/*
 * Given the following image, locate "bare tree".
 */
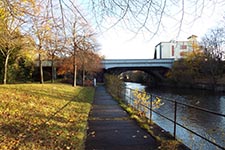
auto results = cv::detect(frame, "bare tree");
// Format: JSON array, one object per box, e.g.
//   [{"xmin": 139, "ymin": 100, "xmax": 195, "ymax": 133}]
[
  {"xmin": 45, "ymin": 20, "xmax": 65, "ymax": 83},
  {"xmin": 60, "ymin": 19, "xmax": 85, "ymax": 87},
  {"xmin": 202, "ymin": 28, "xmax": 225, "ymax": 60},
  {"xmin": 29, "ymin": 0, "xmax": 58, "ymax": 84},
  {"xmin": 70, "ymin": 22, "xmax": 97, "ymax": 86},
  {"xmin": 82, "ymin": 0, "xmax": 224, "ymax": 37},
  {"xmin": 4, "ymin": 0, "xmax": 225, "ymax": 40},
  {"xmin": 4, "ymin": 0, "xmax": 219, "ymax": 85},
  {"xmin": 77, "ymin": 33, "xmax": 101, "ymax": 86},
  {"xmin": 72, "ymin": 22, "xmax": 79, "ymax": 87},
  {"xmin": 201, "ymin": 27, "xmax": 225, "ymax": 88},
  {"xmin": 56, "ymin": 12, "xmax": 101, "ymax": 86}
]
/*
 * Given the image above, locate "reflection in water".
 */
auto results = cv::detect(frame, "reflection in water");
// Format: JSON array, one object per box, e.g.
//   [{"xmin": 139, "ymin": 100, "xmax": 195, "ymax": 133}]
[
  {"xmin": 125, "ymin": 82, "xmax": 225, "ymax": 150},
  {"xmin": 221, "ymin": 96, "xmax": 225, "ymax": 118}
]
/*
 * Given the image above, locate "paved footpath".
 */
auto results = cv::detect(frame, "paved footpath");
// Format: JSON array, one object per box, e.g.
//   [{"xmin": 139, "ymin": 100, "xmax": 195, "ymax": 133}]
[{"xmin": 85, "ymin": 85, "xmax": 159, "ymax": 150}]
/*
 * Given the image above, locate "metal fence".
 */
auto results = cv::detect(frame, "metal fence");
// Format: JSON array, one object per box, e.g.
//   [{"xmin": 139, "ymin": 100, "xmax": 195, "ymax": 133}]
[{"xmin": 122, "ymin": 87, "xmax": 225, "ymax": 150}]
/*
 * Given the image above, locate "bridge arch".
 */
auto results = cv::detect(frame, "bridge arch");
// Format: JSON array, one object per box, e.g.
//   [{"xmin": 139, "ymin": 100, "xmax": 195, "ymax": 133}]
[
  {"xmin": 104, "ymin": 66, "xmax": 169, "ymax": 81},
  {"xmin": 101, "ymin": 58, "xmax": 174, "ymax": 81}
]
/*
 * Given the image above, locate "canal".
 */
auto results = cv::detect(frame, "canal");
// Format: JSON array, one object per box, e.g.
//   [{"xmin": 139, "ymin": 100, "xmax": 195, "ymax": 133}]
[{"xmin": 125, "ymin": 82, "xmax": 225, "ymax": 150}]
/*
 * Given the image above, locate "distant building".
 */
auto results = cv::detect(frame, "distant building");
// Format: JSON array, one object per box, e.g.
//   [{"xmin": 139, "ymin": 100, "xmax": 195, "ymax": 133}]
[{"xmin": 154, "ymin": 35, "xmax": 199, "ymax": 60}]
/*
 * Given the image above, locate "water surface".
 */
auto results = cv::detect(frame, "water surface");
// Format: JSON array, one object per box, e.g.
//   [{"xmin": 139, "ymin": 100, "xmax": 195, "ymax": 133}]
[{"xmin": 125, "ymin": 82, "xmax": 225, "ymax": 150}]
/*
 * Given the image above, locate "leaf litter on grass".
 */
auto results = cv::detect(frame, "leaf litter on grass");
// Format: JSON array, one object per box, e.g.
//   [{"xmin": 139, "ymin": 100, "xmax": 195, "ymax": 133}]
[{"xmin": 0, "ymin": 84, "xmax": 94, "ymax": 150}]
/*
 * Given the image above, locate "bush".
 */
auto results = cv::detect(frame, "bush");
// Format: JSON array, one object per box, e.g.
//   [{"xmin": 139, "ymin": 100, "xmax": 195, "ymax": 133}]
[{"xmin": 104, "ymin": 74, "xmax": 125, "ymax": 99}]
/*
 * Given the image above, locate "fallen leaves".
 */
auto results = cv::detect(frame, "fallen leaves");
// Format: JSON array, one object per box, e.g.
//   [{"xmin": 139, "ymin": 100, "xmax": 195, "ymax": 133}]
[
  {"xmin": 143, "ymin": 135, "xmax": 148, "ymax": 139},
  {"xmin": 0, "ymin": 84, "xmax": 94, "ymax": 150}
]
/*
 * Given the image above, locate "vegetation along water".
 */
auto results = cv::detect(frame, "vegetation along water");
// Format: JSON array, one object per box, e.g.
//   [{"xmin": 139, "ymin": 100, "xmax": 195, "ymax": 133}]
[{"xmin": 125, "ymin": 82, "xmax": 225, "ymax": 150}]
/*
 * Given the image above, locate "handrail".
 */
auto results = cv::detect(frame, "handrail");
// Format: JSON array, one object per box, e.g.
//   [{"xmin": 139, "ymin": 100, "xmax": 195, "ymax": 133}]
[
  {"xmin": 123, "ymin": 87, "xmax": 225, "ymax": 150},
  {"xmin": 126, "ymin": 87, "xmax": 225, "ymax": 117},
  {"xmin": 150, "ymin": 93, "xmax": 225, "ymax": 117}
]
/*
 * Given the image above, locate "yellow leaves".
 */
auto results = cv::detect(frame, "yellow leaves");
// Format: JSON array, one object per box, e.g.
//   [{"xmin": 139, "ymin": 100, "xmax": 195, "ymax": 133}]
[
  {"xmin": 21, "ymin": 0, "xmax": 35, "ymax": 4},
  {"xmin": 143, "ymin": 135, "xmax": 148, "ymax": 139},
  {"xmin": 132, "ymin": 89, "xmax": 163, "ymax": 116},
  {"xmin": 0, "ymin": 84, "xmax": 94, "ymax": 150},
  {"xmin": 152, "ymin": 96, "xmax": 164, "ymax": 109},
  {"xmin": 0, "ymin": 137, "xmax": 20, "ymax": 150},
  {"xmin": 0, "ymin": 8, "xmax": 6, "ymax": 20},
  {"xmin": 76, "ymin": 132, "xmax": 85, "ymax": 140},
  {"xmin": 90, "ymin": 131, "xmax": 96, "ymax": 137},
  {"xmin": 133, "ymin": 89, "xmax": 150, "ymax": 117},
  {"xmin": 133, "ymin": 89, "xmax": 150, "ymax": 102}
]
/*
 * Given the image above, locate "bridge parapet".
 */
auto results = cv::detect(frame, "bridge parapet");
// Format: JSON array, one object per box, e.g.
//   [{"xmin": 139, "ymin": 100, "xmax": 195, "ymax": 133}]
[{"xmin": 102, "ymin": 58, "xmax": 174, "ymax": 70}]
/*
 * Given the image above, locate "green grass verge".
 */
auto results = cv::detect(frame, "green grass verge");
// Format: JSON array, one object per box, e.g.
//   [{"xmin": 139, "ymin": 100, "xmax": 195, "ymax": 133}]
[{"xmin": 0, "ymin": 83, "xmax": 94, "ymax": 150}]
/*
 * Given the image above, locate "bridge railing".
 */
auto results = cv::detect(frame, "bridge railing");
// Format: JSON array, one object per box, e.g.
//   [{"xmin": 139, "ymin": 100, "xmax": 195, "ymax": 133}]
[
  {"xmin": 102, "ymin": 58, "xmax": 175, "ymax": 69},
  {"xmin": 121, "ymin": 87, "xmax": 225, "ymax": 150}
]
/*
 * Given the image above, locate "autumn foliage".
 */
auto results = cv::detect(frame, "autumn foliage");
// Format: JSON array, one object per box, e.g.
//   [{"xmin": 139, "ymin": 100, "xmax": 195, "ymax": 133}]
[
  {"xmin": 133, "ymin": 89, "xmax": 163, "ymax": 117},
  {"xmin": 58, "ymin": 50, "xmax": 102, "ymax": 82},
  {"xmin": 0, "ymin": 84, "xmax": 94, "ymax": 150}
]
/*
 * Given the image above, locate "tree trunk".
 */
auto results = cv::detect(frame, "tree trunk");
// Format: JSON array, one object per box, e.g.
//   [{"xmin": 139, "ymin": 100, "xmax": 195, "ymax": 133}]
[
  {"xmin": 73, "ymin": 47, "xmax": 77, "ymax": 87},
  {"xmin": 73, "ymin": 64, "xmax": 77, "ymax": 87},
  {"xmin": 39, "ymin": 54, "xmax": 44, "ymax": 84},
  {"xmin": 210, "ymin": 74, "xmax": 217, "ymax": 91},
  {"xmin": 51, "ymin": 58, "xmax": 55, "ymax": 83},
  {"xmin": 3, "ymin": 54, "xmax": 9, "ymax": 84},
  {"xmin": 82, "ymin": 66, "xmax": 85, "ymax": 86}
]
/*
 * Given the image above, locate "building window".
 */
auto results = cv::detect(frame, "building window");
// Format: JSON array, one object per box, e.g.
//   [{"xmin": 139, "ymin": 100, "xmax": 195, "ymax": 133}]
[
  {"xmin": 180, "ymin": 45, "xmax": 187, "ymax": 49},
  {"xmin": 171, "ymin": 45, "xmax": 174, "ymax": 56}
]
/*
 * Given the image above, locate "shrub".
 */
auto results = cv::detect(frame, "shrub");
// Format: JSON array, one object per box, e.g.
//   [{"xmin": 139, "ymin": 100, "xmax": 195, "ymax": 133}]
[{"xmin": 104, "ymin": 74, "xmax": 125, "ymax": 99}]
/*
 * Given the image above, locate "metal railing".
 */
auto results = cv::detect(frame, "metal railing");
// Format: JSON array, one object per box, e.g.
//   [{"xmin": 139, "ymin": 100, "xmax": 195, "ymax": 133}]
[{"xmin": 122, "ymin": 87, "xmax": 225, "ymax": 150}]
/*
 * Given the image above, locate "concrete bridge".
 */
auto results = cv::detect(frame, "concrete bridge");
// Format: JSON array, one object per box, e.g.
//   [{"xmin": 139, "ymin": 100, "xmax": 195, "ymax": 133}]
[
  {"xmin": 101, "ymin": 58, "xmax": 175, "ymax": 81},
  {"xmin": 102, "ymin": 58, "xmax": 174, "ymax": 70},
  {"xmin": 35, "ymin": 59, "xmax": 175, "ymax": 82}
]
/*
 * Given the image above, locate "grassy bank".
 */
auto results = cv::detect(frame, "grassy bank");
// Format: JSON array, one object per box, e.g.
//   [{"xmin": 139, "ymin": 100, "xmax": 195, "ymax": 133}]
[{"xmin": 0, "ymin": 84, "xmax": 94, "ymax": 150}]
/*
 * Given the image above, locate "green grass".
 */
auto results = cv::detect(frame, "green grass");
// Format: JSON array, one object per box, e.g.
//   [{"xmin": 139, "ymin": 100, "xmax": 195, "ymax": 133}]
[{"xmin": 0, "ymin": 83, "xmax": 94, "ymax": 150}]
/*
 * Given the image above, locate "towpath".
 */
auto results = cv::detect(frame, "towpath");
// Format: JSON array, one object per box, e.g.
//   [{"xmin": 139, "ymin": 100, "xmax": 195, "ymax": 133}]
[{"xmin": 85, "ymin": 85, "xmax": 159, "ymax": 150}]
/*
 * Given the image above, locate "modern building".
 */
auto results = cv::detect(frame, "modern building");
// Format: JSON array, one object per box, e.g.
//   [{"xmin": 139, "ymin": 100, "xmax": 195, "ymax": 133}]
[{"xmin": 154, "ymin": 35, "xmax": 199, "ymax": 60}]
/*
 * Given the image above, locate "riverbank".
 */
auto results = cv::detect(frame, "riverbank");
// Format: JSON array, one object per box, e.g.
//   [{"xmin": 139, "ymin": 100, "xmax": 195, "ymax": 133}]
[
  {"xmin": 125, "ymin": 82, "xmax": 225, "ymax": 150},
  {"xmin": 86, "ymin": 85, "xmax": 190, "ymax": 150},
  {"xmin": 157, "ymin": 82, "xmax": 225, "ymax": 92}
]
